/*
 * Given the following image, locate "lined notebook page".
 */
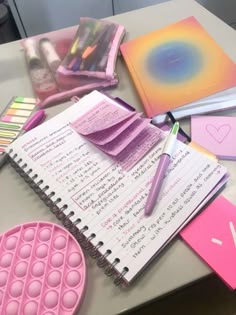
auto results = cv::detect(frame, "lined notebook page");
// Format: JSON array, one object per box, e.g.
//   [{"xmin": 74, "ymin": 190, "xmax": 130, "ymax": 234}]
[{"xmin": 7, "ymin": 91, "xmax": 228, "ymax": 283}]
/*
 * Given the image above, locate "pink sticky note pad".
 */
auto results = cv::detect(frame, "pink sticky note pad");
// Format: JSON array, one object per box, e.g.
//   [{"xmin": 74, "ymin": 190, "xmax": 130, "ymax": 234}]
[
  {"xmin": 191, "ymin": 115, "xmax": 236, "ymax": 160},
  {"xmin": 112, "ymin": 126, "xmax": 163, "ymax": 170},
  {"xmin": 98, "ymin": 117, "xmax": 151, "ymax": 156},
  {"xmin": 72, "ymin": 99, "xmax": 135, "ymax": 135},
  {"xmin": 180, "ymin": 196, "xmax": 236, "ymax": 289}
]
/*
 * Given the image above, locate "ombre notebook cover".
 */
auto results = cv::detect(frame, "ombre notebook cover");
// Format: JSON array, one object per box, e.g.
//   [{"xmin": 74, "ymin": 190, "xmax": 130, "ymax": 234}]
[
  {"xmin": 120, "ymin": 16, "xmax": 236, "ymax": 118},
  {"xmin": 181, "ymin": 196, "xmax": 236, "ymax": 290}
]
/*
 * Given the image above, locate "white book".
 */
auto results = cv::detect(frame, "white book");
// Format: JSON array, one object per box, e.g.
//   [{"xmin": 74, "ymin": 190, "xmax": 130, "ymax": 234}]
[{"xmin": 153, "ymin": 87, "xmax": 236, "ymax": 124}]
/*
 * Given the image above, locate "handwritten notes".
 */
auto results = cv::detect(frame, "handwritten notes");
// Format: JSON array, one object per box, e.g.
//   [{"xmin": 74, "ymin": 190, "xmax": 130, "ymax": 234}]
[
  {"xmin": 8, "ymin": 90, "xmax": 228, "ymax": 283},
  {"xmin": 71, "ymin": 99, "xmax": 163, "ymax": 170}
]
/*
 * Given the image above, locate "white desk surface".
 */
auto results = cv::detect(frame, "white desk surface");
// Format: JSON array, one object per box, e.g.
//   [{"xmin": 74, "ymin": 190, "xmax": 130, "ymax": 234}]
[{"xmin": 1, "ymin": 0, "xmax": 236, "ymax": 314}]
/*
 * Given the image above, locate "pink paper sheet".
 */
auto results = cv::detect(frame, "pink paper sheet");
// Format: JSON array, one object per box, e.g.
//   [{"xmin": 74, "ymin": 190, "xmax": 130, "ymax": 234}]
[{"xmin": 181, "ymin": 195, "xmax": 236, "ymax": 290}]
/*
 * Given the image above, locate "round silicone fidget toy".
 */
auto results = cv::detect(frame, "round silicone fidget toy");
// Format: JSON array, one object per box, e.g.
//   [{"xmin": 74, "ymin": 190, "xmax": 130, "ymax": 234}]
[{"xmin": 0, "ymin": 221, "xmax": 87, "ymax": 315}]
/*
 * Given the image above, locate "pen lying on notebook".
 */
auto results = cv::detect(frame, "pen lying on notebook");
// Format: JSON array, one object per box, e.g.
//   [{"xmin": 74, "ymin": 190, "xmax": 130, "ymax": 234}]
[{"xmin": 145, "ymin": 122, "xmax": 179, "ymax": 216}]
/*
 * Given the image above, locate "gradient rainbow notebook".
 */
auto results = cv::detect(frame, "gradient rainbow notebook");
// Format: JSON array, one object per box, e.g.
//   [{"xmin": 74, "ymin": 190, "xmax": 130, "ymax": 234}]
[{"xmin": 120, "ymin": 16, "xmax": 236, "ymax": 118}]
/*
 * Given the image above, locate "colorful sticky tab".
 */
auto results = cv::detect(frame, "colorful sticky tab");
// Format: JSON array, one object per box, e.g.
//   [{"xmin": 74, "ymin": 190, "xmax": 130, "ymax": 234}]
[
  {"xmin": 10, "ymin": 102, "xmax": 35, "ymax": 110},
  {"xmin": 0, "ymin": 96, "xmax": 40, "ymax": 166},
  {"xmin": 14, "ymin": 96, "xmax": 37, "ymax": 104},
  {"xmin": 0, "ymin": 138, "xmax": 13, "ymax": 146},
  {"xmin": 6, "ymin": 109, "xmax": 32, "ymax": 117},
  {"xmin": 0, "ymin": 122, "xmax": 23, "ymax": 130},
  {"xmin": 0, "ymin": 130, "xmax": 19, "ymax": 139},
  {"xmin": 1, "ymin": 115, "xmax": 28, "ymax": 124}
]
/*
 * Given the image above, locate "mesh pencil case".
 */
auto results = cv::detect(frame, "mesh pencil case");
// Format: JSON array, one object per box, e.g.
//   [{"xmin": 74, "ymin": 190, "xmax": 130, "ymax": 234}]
[
  {"xmin": 21, "ymin": 19, "xmax": 125, "ymax": 108},
  {"xmin": 57, "ymin": 17, "xmax": 126, "ymax": 80}
]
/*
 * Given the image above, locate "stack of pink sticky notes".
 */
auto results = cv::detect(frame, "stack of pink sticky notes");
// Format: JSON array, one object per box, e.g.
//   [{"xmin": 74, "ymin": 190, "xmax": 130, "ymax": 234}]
[
  {"xmin": 181, "ymin": 196, "xmax": 236, "ymax": 289},
  {"xmin": 71, "ymin": 99, "xmax": 163, "ymax": 170},
  {"xmin": 191, "ymin": 115, "xmax": 236, "ymax": 160}
]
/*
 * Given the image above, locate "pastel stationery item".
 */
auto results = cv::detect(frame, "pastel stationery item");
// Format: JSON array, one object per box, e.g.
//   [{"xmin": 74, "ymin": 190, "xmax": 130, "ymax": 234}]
[
  {"xmin": 145, "ymin": 122, "xmax": 179, "ymax": 216},
  {"xmin": 191, "ymin": 115, "xmax": 236, "ymax": 160},
  {"xmin": 23, "ymin": 109, "xmax": 46, "ymax": 131},
  {"xmin": 188, "ymin": 141, "xmax": 217, "ymax": 161},
  {"xmin": 0, "ymin": 122, "xmax": 23, "ymax": 130},
  {"xmin": 0, "ymin": 221, "xmax": 87, "ymax": 314},
  {"xmin": 23, "ymin": 37, "xmax": 41, "ymax": 66},
  {"xmin": 120, "ymin": 16, "xmax": 236, "ymax": 118},
  {"xmin": 112, "ymin": 125, "xmax": 163, "ymax": 170},
  {"xmin": 0, "ymin": 96, "xmax": 45, "ymax": 168},
  {"xmin": 85, "ymin": 113, "xmax": 142, "ymax": 145},
  {"xmin": 1, "ymin": 115, "xmax": 28, "ymax": 124},
  {"xmin": 10, "ymin": 102, "xmax": 35, "ymax": 110},
  {"xmin": 58, "ymin": 17, "xmax": 125, "ymax": 79},
  {"xmin": 0, "ymin": 130, "xmax": 19, "ymax": 139},
  {"xmin": 86, "ymin": 113, "xmax": 141, "ymax": 145},
  {"xmin": 71, "ymin": 97, "xmax": 161, "ymax": 167},
  {"xmin": 23, "ymin": 38, "xmax": 59, "ymax": 100},
  {"xmin": 180, "ymin": 196, "xmax": 236, "ymax": 290},
  {"xmin": 20, "ymin": 18, "xmax": 125, "ymax": 108},
  {"xmin": 0, "ymin": 138, "xmax": 13, "ymax": 145},
  {"xmin": 72, "ymin": 99, "xmax": 136, "ymax": 135},
  {"xmin": 97, "ymin": 117, "xmax": 151, "ymax": 156},
  {"xmin": 6, "ymin": 109, "xmax": 33, "ymax": 117},
  {"xmin": 39, "ymin": 38, "xmax": 61, "ymax": 72},
  {"xmin": 5, "ymin": 90, "xmax": 229, "ymax": 285},
  {"xmin": 14, "ymin": 97, "xmax": 37, "ymax": 104}
]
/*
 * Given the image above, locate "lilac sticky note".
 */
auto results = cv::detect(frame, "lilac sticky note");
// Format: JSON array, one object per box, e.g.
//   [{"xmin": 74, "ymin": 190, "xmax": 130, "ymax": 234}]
[
  {"xmin": 191, "ymin": 115, "xmax": 236, "ymax": 160},
  {"xmin": 97, "ymin": 117, "xmax": 151, "ymax": 156},
  {"xmin": 181, "ymin": 196, "xmax": 236, "ymax": 290},
  {"xmin": 72, "ymin": 99, "xmax": 136, "ymax": 135},
  {"xmin": 85, "ymin": 113, "xmax": 142, "ymax": 145},
  {"xmin": 112, "ymin": 126, "xmax": 163, "ymax": 170}
]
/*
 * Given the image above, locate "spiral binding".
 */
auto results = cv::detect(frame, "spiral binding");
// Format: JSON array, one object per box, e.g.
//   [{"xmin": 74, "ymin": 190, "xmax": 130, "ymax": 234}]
[{"xmin": 7, "ymin": 149, "xmax": 129, "ymax": 286}]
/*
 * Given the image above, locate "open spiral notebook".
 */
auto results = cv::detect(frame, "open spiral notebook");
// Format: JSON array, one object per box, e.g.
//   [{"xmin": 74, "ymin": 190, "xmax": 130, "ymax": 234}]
[{"xmin": 6, "ymin": 90, "xmax": 229, "ymax": 285}]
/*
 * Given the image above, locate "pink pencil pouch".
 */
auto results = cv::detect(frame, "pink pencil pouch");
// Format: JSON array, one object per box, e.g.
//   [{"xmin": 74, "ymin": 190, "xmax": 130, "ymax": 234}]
[
  {"xmin": 21, "ymin": 18, "xmax": 125, "ymax": 108},
  {"xmin": 57, "ymin": 17, "xmax": 125, "ymax": 80}
]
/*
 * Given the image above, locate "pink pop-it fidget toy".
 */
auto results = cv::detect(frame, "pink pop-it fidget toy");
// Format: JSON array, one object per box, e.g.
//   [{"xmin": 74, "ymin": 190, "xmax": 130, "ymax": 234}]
[{"xmin": 0, "ymin": 222, "xmax": 87, "ymax": 315}]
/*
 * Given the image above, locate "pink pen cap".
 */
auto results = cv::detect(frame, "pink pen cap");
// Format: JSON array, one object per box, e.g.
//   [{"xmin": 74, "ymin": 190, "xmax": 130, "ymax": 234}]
[{"xmin": 23, "ymin": 109, "xmax": 46, "ymax": 131}]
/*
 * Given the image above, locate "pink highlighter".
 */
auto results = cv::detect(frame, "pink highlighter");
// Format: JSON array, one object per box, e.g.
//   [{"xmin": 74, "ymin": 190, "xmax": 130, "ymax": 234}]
[{"xmin": 23, "ymin": 109, "xmax": 46, "ymax": 131}]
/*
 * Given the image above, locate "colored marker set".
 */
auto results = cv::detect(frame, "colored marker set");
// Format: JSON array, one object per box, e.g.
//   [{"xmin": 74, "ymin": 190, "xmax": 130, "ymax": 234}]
[
  {"xmin": 58, "ymin": 17, "xmax": 125, "ymax": 78},
  {"xmin": 0, "ymin": 97, "xmax": 45, "ymax": 159}
]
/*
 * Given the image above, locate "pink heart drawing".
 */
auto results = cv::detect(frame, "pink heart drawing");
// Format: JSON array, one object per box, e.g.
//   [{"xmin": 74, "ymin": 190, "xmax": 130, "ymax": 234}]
[{"xmin": 205, "ymin": 124, "xmax": 231, "ymax": 144}]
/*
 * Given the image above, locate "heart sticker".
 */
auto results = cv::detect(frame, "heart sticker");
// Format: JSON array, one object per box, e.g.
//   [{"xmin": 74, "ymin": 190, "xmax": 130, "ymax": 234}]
[{"xmin": 205, "ymin": 124, "xmax": 231, "ymax": 143}]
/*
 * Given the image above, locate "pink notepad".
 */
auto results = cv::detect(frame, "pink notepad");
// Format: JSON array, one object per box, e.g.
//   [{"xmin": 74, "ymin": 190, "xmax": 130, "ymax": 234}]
[
  {"xmin": 180, "ymin": 196, "xmax": 236, "ymax": 289},
  {"xmin": 191, "ymin": 115, "xmax": 236, "ymax": 160}
]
